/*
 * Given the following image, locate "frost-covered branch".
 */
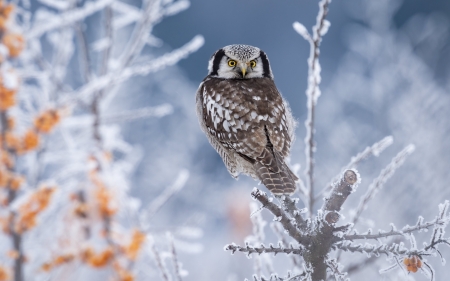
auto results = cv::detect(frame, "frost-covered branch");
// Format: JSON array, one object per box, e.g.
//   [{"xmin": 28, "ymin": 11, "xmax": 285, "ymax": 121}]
[
  {"xmin": 5, "ymin": 0, "xmax": 202, "ymax": 280},
  {"xmin": 351, "ymin": 144, "xmax": 415, "ymax": 225},
  {"xmin": 280, "ymin": 196, "xmax": 308, "ymax": 232},
  {"xmin": 271, "ymin": 222, "xmax": 302, "ymax": 268},
  {"xmin": 140, "ymin": 170, "xmax": 189, "ymax": 227},
  {"xmin": 325, "ymin": 259, "xmax": 347, "ymax": 281},
  {"xmin": 293, "ymin": 0, "xmax": 332, "ymax": 217},
  {"xmin": 225, "ymin": 243, "xmax": 305, "ymax": 256},
  {"xmin": 321, "ymin": 170, "xmax": 359, "ymax": 220},
  {"xmin": 149, "ymin": 235, "xmax": 171, "ymax": 281},
  {"xmin": 63, "ymin": 35, "xmax": 204, "ymax": 105},
  {"xmin": 168, "ymin": 233, "xmax": 183, "ymax": 281},
  {"xmin": 251, "ymin": 189, "xmax": 308, "ymax": 244},
  {"xmin": 344, "ymin": 201, "xmax": 450, "ymax": 241},
  {"xmin": 316, "ymin": 136, "xmax": 393, "ymax": 200},
  {"xmin": 26, "ymin": 0, "xmax": 114, "ymax": 39},
  {"xmin": 101, "ymin": 104, "xmax": 173, "ymax": 123}
]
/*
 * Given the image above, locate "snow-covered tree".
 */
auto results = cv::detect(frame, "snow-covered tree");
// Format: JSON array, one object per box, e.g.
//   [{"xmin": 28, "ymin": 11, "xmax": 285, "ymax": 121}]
[
  {"xmin": 225, "ymin": 1, "xmax": 450, "ymax": 280},
  {"xmin": 0, "ymin": 0, "xmax": 202, "ymax": 280}
]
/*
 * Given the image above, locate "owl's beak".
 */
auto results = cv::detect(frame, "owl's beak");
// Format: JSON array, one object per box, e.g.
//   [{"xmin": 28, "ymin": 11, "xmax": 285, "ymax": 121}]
[
  {"xmin": 239, "ymin": 62, "xmax": 248, "ymax": 78},
  {"xmin": 241, "ymin": 67, "xmax": 246, "ymax": 77},
  {"xmin": 240, "ymin": 64, "xmax": 247, "ymax": 77}
]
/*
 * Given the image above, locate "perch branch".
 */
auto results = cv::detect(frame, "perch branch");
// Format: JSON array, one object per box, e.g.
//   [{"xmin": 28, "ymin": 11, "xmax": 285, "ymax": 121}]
[{"xmin": 251, "ymin": 189, "xmax": 309, "ymax": 244}]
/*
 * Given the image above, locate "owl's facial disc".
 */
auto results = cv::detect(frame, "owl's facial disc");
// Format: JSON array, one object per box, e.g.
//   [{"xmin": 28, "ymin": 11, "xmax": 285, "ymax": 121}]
[{"xmin": 207, "ymin": 44, "xmax": 273, "ymax": 79}]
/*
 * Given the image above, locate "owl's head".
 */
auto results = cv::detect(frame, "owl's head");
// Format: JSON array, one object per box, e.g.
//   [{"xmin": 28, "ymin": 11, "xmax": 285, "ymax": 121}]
[{"xmin": 207, "ymin": 44, "xmax": 273, "ymax": 79}]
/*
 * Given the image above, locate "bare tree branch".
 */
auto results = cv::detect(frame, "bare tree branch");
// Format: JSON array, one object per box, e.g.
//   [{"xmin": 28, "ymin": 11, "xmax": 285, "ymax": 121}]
[
  {"xmin": 316, "ymin": 136, "xmax": 394, "ymax": 200},
  {"xmin": 300, "ymin": 0, "xmax": 332, "ymax": 218},
  {"xmin": 351, "ymin": 145, "xmax": 415, "ymax": 226},
  {"xmin": 251, "ymin": 189, "xmax": 309, "ymax": 245},
  {"xmin": 225, "ymin": 243, "xmax": 305, "ymax": 256}
]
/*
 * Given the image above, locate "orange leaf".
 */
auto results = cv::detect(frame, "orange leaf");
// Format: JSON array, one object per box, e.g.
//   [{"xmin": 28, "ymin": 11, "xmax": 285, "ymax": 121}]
[
  {"xmin": 34, "ymin": 110, "xmax": 60, "ymax": 133},
  {"xmin": 2, "ymin": 33, "xmax": 24, "ymax": 58}
]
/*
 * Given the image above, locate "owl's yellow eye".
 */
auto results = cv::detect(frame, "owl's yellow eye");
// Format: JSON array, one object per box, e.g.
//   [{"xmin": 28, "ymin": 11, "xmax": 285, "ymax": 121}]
[
  {"xmin": 250, "ymin": 60, "xmax": 257, "ymax": 68},
  {"xmin": 228, "ymin": 60, "xmax": 237, "ymax": 67}
]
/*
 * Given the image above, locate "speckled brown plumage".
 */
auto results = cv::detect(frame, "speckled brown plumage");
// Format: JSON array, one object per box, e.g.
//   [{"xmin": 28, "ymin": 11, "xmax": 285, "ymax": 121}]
[{"xmin": 196, "ymin": 76, "xmax": 297, "ymax": 195}]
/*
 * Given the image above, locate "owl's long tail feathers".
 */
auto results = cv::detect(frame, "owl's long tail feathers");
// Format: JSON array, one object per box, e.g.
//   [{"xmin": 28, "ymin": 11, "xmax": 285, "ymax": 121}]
[{"xmin": 254, "ymin": 148, "xmax": 298, "ymax": 195}]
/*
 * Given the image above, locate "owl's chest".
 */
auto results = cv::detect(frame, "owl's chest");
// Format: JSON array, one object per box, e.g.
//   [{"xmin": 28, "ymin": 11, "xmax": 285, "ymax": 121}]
[
  {"xmin": 204, "ymin": 79, "xmax": 279, "ymax": 114},
  {"xmin": 202, "ymin": 79, "xmax": 284, "ymax": 136}
]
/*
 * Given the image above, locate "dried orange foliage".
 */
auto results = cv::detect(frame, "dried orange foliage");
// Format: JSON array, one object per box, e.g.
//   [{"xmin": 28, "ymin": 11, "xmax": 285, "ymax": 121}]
[
  {"xmin": 6, "ymin": 117, "xmax": 14, "ymax": 129},
  {"xmin": 4, "ymin": 132, "xmax": 19, "ymax": 150},
  {"xmin": 403, "ymin": 256, "xmax": 422, "ymax": 273},
  {"xmin": 40, "ymin": 254, "xmax": 74, "ymax": 272},
  {"xmin": 114, "ymin": 263, "xmax": 134, "ymax": 281},
  {"xmin": 0, "ymin": 86, "xmax": 15, "ymax": 111},
  {"xmin": 5, "ymin": 128, "xmax": 41, "ymax": 154},
  {"xmin": 0, "ymin": 265, "xmax": 10, "ymax": 281},
  {"xmin": 0, "ymin": 151, "xmax": 13, "ymax": 169},
  {"xmin": 15, "ymin": 186, "xmax": 56, "ymax": 233},
  {"xmin": 0, "ymin": 1, "xmax": 13, "ymax": 31},
  {"xmin": 91, "ymin": 173, "xmax": 117, "ymax": 218},
  {"xmin": 0, "ymin": 169, "xmax": 10, "ymax": 187},
  {"xmin": 123, "ymin": 229, "xmax": 146, "ymax": 260},
  {"xmin": 7, "ymin": 250, "xmax": 18, "ymax": 259},
  {"xmin": 3, "ymin": 129, "xmax": 40, "ymax": 154},
  {"xmin": 34, "ymin": 110, "xmax": 60, "ymax": 133},
  {"xmin": 0, "ymin": 215, "xmax": 9, "ymax": 232},
  {"xmin": 0, "ymin": 169, "xmax": 23, "ymax": 191},
  {"xmin": 8, "ymin": 175, "xmax": 23, "ymax": 191},
  {"xmin": 81, "ymin": 247, "xmax": 114, "ymax": 268},
  {"xmin": 20, "ymin": 130, "xmax": 39, "ymax": 153},
  {"xmin": 2, "ymin": 33, "xmax": 24, "ymax": 58}
]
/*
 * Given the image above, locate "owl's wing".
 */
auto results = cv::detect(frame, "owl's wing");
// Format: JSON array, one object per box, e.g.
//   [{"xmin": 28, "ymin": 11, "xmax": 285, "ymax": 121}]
[{"xmin": 196, "ymin": 82, "xmax": 239, "ymax": 177}]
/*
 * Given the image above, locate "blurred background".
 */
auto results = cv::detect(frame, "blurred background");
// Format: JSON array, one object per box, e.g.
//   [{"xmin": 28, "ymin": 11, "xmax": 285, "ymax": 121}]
[{"xmin": 107, "ymin": 0, "xmax": 450, "ymax": 280}]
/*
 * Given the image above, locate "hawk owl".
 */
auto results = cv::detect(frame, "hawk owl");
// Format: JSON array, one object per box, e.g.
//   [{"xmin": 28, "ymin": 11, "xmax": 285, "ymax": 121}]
[{"xmin": 196, "ymin": 44, "xmax": 297, "ymax": 195}]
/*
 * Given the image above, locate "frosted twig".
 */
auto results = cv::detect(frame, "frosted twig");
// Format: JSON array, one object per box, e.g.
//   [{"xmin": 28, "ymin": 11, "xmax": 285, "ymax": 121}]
[
  {"xmin": 285, "ymin": 272, "xmax": 308, "ymax": 281},
  {"xmin": 140, "ymin": 170, "xmax": 189, "ymax": 227},
  {"xmin": 429, "ymin": 200, "xmax": 449, "ymax": 248},
  {"xmin": 101, "ymin": 104, "xmax": 173, "ymax": 123},
  {"xmin": 300, "ymin": 0, "xmax": 332, "ymax": 217},
  {"xmin": 344, "ymin": 204, "xmax": 450, "ymax": 241},
  {"xmin": 249, "ymin": 202, "xmax": 266, "ymax": 277},
  {"xmin": 325, "ymin": 259, "xmax": 346, "ymax": 281},
  {"xmin": 316, "ymin": 136, "xmax": 393, "ymax": 200},
  {"xmin": 75, "ymin": 24, "xmax": 92, "ymax": 83},
  {"xmin": 167, "ymin": 233, "xmax": 182, "ymax": 281},
  {"xmin": 251, "ymin": 189, "xmax": 308, "ymax": 244},
  {"xmin": 62, "ymin": 35, "xmax": 204, "ymax": 105},
  {"xmin": 271, "ymin": 222, "xmax": 302, "ymax": 268},
  {"xmin": 279, "ymin": 196, "xmax": 307, "ymax": 231},
  {"xmin": 101, "ymin": 6, "xmax": 113, "ymax": 76},
  {"xmin": 335, "ymin": 241, "xmax": 409, "ymax": 257},
  {"xmin": 149, "ymin": 235, "xmax": 171, "ymax": 281},
  {"xmin": 351, "ymin": 145, "xmax": 415, "ymax": 226},
  {"xmin": 118, "ymin": 0, "xmax": 160, "ymax": 68},
  {"xmin": 225, "ymin": 243, "xmax": 305, "ymax": 256},
  {"xmin": 26, "ymin": 0, "xmax": 114, "ymax": 39}
]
